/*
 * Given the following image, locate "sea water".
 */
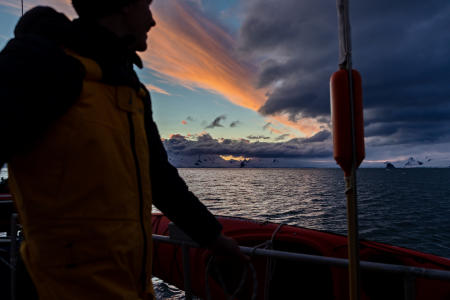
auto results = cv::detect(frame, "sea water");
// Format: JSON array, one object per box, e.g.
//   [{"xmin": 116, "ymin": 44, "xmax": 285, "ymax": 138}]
[
  {"xmin": 0, "ymin": 166, "xmax": 7, "ymax": 180},
  {"xmin": 153, "ymin": 168, "xmax": 450, "ymax": 299},
  {"xmin": 2, "ymin": 167, "xmax": 450, "ymax": 298},
  {"xmin": 175, "ymin": 168, "xmax": 450, "ymax": 257}
]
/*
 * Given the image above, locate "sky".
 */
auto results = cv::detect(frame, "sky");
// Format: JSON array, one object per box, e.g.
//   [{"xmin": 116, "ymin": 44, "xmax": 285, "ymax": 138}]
[{"xmin": 1, "ymin": 0, "xmax": 450, "ymax": 168}]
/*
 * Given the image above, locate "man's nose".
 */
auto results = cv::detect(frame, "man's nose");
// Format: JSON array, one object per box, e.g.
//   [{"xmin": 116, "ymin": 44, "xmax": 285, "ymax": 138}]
[{"xmin": 149, "ymin": 11, "xmax": 156, "ymax": 28}]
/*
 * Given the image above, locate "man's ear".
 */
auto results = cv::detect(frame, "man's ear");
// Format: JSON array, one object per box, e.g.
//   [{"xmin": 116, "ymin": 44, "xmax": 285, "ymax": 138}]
[{"xmin": 120, "ymin": 2, "xmax": 133, "ymax": 15}]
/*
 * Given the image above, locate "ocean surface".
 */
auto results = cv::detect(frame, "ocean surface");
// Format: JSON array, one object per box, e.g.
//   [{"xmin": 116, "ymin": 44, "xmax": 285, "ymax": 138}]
[
  {"xmin": 153, "ymin": 168, "xmax": 450, "ymax": 299},
  {"xmin": 175, "ymin": 168, "xmax": 450, "ymax": 257},
  {"xmin": 2, "ymin": 167, "xmax": 450, "ymax": 298}
]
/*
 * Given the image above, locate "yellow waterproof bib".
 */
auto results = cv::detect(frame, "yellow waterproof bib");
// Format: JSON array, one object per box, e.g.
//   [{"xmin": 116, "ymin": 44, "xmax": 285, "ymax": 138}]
[{"xmin": 9, "ymin": 53, "xmax": 154, "ymax": 299}]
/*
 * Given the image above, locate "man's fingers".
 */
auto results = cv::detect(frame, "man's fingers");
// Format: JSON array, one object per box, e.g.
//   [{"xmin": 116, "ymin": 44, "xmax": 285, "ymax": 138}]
[{"xmin": 209, "ymin": 234, "xmax": 250, "ymax": 262}]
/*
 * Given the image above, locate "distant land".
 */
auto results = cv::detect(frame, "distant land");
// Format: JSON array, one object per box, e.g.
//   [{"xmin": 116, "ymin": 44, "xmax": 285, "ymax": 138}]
[
  {"xmin": 2, "ymin": 155, "xmax": 450, "ymax": 172},
  {"xmin": 166, "ymin": 154, "xmax": 450, "ymax": 169}
]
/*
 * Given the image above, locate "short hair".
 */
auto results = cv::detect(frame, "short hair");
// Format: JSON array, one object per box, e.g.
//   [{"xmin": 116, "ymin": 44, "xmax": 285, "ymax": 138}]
[{"xmin": 71, "ymin": 0, "xmax": 139, "ymax": 19}]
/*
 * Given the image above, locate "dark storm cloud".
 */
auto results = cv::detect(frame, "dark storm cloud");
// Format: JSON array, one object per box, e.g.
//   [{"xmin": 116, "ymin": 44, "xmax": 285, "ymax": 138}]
[
  {"xmin": 247, "ymin": 135, "xmax": 271, "ymax": 140},
  {"xmin": 275, "ymin": 134, "xmax": 290, "ymax": 141},
  {"xmin": 163, "ymin": 131, "xmax": 332, "ymax": 159},
  {"xmin": 304, "ymin": 130, "xmax": 331, "ymax": 143},
  {"xmin": 230, "ymin": 120, "xmax": 241, "ymax": 127},
  {"xmin": 364, "ymin": 106, "xmax": 450, "ymax": 145},
  {"xmin": 239, "ymin": 0, "xmax": 338, "ymax": 120},
  {"xmin": 205, "ymin": 115, "xmax": 226, "ymax": 129},
  {"xmin": 239, "ymin": 0, "xmax": 450, "ymax": 146},
  {"xmin": 262, "ymin": 122, "xmax": 271, "ymax": 130},
  {"xmin": 187, "ymin": 116, "xmax": 195, "ymax": 122}
]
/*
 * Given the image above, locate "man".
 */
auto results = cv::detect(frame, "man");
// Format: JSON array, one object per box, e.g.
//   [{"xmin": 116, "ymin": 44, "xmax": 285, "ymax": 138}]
[{"xmin": 0, "ymin": 0, "xmax": 246, "ymax": 298}]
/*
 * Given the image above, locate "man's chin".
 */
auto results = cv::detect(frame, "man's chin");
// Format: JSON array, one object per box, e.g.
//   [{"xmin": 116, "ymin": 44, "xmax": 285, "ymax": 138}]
[
  {"xmin": 136, "ymin": 44, "xmax": 148, "ymax": 52},
  {"xmin": 133, "ymin": 39, "xmax": 148, "ymax": 52}
]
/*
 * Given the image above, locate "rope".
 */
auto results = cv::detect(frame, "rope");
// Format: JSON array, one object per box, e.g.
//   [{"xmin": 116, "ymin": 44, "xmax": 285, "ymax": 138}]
[
  {"xmin": 248, "ymin": 223, "xmax": 286, "ymax": 300},
  {"xmin": 204, "ymin": 224, "xmax": 285, "ymax": 300},
  {"xmin": 249, "ymin": 223, "xmax": 285, "ymax": 255},
  {"xmin": 205, "ymin": 256, "xmax": 257, "ymax": 300},
  {"xmin": 263, "ymin": 223, "xmax": 284, "ymax": 300}
]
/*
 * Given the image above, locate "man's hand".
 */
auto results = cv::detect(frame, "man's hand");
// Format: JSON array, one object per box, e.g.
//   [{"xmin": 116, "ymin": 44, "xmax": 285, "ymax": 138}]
[
  {"xmin": 208, "ymin": 233, "xmax": 250, "ymax": 262},
  {"xmin": 207, "ymin": 234, "xmax": 251, "ymax": 295}
]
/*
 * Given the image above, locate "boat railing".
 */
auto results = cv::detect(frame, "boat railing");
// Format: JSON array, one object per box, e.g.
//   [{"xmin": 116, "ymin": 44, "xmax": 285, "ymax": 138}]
[
  {"xmin": 1, "ymin": 200, "xmax": 450, "ymax": 300},
  {"xmin": 154, "ymin": 224, "xmax": 450, "ymax": 300}
]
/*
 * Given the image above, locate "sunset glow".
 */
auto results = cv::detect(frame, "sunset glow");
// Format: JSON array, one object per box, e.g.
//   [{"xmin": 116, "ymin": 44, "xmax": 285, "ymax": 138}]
[
  {"xmin": 0, "ymin": 0, "xmax": 324, "ymax": 138},
  {"xmin": 144, "ymin": 0, "xmax": 267, "ymax": 111},
  {"xmin": 143, "ymin": 0, "xmax": 323, "ymax": 137},
  {"xmin": 220, "ymin": 155, "xmax": 250, "ymax": 161},
  {"xmin": 145, "ymin": 83, "xmax": 170, "ymax": 95},
  {"xmin": 272, "ymin": 115, "xmax": 326, "ymax": 137},
  {"xmin": 2, "ymin": 0, "xmax": 445, "ymax": 166}
]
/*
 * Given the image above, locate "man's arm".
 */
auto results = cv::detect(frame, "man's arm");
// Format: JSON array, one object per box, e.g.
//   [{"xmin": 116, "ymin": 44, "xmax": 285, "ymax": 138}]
[
  {"xmin": 143, "ymin": 100, "xmax": 222, "ymax": 246},
  {"xmin": 145, "ymin": 113, "xmax": 249, "ymax": 261}
]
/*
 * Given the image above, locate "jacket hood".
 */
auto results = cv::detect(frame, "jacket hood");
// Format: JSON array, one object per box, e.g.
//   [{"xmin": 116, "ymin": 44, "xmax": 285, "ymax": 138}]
[
  {"xmin": 14, "ymin": 6, "xmax": 73, "ymax": 44},
  {"xmin": 14, "ymin": 6, "xmax": 143, "ymax": 70}
]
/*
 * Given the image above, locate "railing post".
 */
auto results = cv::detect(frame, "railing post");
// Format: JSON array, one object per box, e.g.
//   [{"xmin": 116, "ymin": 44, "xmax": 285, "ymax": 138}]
[
  {"xmin": 404, "ymin": 275, "xmax": 416, "ymax": 300},
  {"xmin": 10, "ymin": 213, "xmax": 18, "ymax": 300},
  {"xmin": 168, "ymin": 223, "xmax": 198, "ymax": 300},
  {"xmin": 181, "ymin": 243, "xmax": 193, "ymax": 300}
]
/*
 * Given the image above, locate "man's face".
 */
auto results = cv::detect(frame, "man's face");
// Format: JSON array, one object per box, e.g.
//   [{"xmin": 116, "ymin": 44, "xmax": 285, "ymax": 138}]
[{"xmin": 123, "ymin": 0, "xmax": 156, "ymax": 52}]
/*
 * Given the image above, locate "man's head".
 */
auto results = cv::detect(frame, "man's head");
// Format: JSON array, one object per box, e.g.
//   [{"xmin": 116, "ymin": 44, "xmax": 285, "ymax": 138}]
[{"xmin": 72, "ymin": 0, "xmax": 156, "ymax": 51}]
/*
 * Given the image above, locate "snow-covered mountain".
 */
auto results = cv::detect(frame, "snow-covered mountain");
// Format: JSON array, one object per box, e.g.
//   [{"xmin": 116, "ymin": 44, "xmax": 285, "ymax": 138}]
[
  {"xmin": 167, "ymin": 154, "xmax": 333, "ymax": 168},
  {"xmin": 404, "ymin": 157, "xmax": 424, "ymax": 167}
]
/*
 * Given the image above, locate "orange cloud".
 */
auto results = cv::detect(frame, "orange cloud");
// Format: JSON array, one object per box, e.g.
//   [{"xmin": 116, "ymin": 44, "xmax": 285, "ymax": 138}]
[
  {"xmin": 143, "ymin": 1, "xmax": 267, "ymax": 112},
  {"xmin": 144, "ymin": 1, "xmax": 323, "ymax": 137},
  {"xmin": 265, "ymin": 124, "xmax": 283, "ymax": 135},
  {"xmin": 1, "ymin": 0, "xmax": 323, "ymax": 137},
  {"xmin": 145, "ymin": 83, "xmax": 170, "ymax": 95},
  {"xmin": 181, "ymin": 120, "xmax": 187, "ymax": 125},
  {"xmin": 272, "ymin": 115, "xmax": 325, "ymax": 137},
  {"xmin": 169, "ymin": 133, "xmax": 184, "ymax": 139}
]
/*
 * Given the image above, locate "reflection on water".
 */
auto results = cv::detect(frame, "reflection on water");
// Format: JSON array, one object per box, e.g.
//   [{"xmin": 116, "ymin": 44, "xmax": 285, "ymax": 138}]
[
  {"xmin": 153, "ymin": 168, "xmax": 450, "ymax": 299},
  {"xmin": 0, "ymin": 166, "xmax": 7, "ymax": 179},
  {"xmin": 176, "ymin": 168, "xmax": 450, "ymax": 258},
  {"xmin": 3, "ymin": 166, "xmax": 450, "ymax": 298}
]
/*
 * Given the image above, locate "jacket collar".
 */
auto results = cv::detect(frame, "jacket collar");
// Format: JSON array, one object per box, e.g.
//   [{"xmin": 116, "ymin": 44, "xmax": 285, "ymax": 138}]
[{"xmin": 69, "ymin": 18, "xmax": 142, "ymax": 90}]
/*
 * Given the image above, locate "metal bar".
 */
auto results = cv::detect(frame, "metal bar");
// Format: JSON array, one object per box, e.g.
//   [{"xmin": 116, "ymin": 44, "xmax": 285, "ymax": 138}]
[
  {"xmin": 404, "ymin": 275, "xmax": 416, "ymax": 300},
  {"xmin": 345, "ymin": 173, "xmax": 361, "ymax": 300},
  {"xmin": 10, "ymin": 213, "xmax": 18, "ymax": 300},
  {"xmin": 152, "ymin": 235, "xmax": 450, "ymax": 281},
  {"xmin": 181, "ymin": 244, "xmax": 193, "ymax": 300}
]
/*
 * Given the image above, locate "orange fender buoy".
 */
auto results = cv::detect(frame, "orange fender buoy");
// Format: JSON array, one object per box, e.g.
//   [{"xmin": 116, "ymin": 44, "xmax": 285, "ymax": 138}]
[{"xmin": 330, "ymin": 69, "xmax": 365, "ymax": 176}]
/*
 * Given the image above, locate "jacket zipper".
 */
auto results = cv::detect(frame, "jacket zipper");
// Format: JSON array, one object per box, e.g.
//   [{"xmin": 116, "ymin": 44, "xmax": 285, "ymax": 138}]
[{"xmin": 127, "ymin": 112, "xmax": 148, "ymax": 292}]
